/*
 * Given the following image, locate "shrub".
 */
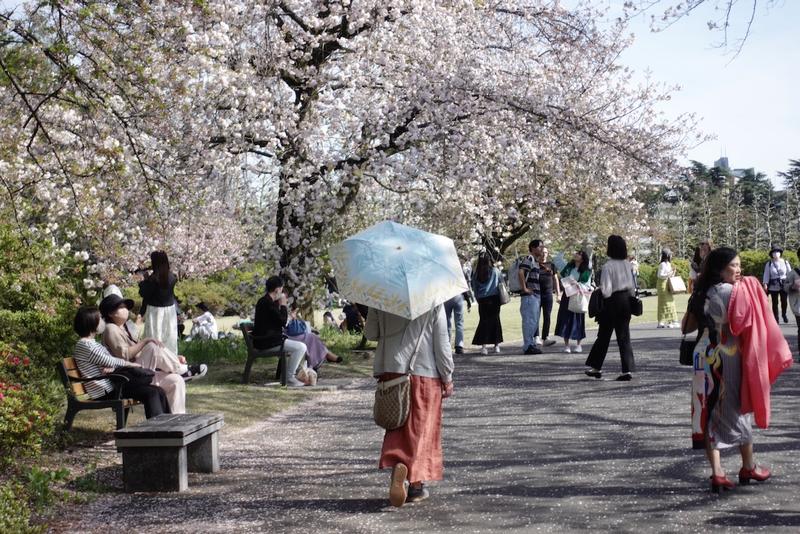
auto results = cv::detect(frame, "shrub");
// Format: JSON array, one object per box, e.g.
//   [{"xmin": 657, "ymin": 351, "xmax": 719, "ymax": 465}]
[
  {"xmin": 0, "ymin": 311, "xmax": 75, "ymax": 373},
  {"xmin": 739, "ymin": 249, "xmax": 799, "ymax": 279},
  {"xmin": 0, "ymin": 481, "xmax": 37, "ymax": 534},
  {"xmin": 637, "ymin": 264, "xmax": 656, "ymax": 289}
]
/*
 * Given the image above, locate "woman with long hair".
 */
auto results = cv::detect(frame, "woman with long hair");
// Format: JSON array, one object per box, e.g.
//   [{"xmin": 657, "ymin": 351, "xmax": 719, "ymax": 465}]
[
  {"xmin": 470, "ymin": 253, "xmax": 503, "ymax": 355},
  {"xmin": 139, "ymin": 251, "xmax": 180, "ymax": 355},
  {"xmin": 688, "ymin": 240, "xmax": 712, "ymax": 294},
  {"xmin": 554, "ymin": 250, "xmax": 592, "ymax": 353},
  {"xmin": 694, "ymin": 247, "xmax": 792, "ymax": 492},
  {"xmin": 657, "ymin": 248, "xmax": 679, "ymax": 328},
  {"xmin": 585, "ymin": 236, "xmax": 636, "ymax": 380}
]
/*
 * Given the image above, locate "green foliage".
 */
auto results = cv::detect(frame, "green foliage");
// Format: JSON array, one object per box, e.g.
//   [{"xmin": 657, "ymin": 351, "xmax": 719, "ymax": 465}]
[
  {"xmin": 0, "ymin": 311, "xmax": 75, "ymax": 373},
  {"xmin": 179, "ymin": 337, "xmax": 247, "ymax": 364},
  {"xmin": 0, "ymin": 481, "xmax": 39, "ymax": 534},
  {"xmin": 174, "ymin": 278, "xmax": 236, "ymax": 316},
  {"xmin": 738, "ymin": 249, "xmax": 799, "ymax": 278},
  {"xmin": 638, "ymin": 264, "xmax": 656, "ymax": 289},
  {"xmin": 175, "ymin": 263, "xmax": 269, "ymax": 317},
  {"xmin": 0, "ymin": 345, "xmax": 61, "ymax": 471},
  {"xmin": 25, "ymin": 467, "xmax": 69, "ymax": 511},
  {"xmin": 672, "ymin": 258, "xmax": 690, "ymax": 281}
]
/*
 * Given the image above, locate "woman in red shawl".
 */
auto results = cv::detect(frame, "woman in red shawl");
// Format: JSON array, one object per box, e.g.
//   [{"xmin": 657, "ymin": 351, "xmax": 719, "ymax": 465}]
[{"xmin": 695, "ymin": 248, "xmax": 772, "ymax": 493}]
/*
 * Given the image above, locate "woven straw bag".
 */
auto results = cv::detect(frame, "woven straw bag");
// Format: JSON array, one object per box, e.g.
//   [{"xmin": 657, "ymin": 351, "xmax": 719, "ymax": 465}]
[{"xmin": 373, "ymin": 310, "xmax": 431, "ymax": 430}]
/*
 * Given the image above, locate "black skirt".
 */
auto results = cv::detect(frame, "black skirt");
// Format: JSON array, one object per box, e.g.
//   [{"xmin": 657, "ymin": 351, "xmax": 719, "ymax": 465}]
[{"xmin": 472, "ymin": 294, "xmax": 503, "ymax": 345}]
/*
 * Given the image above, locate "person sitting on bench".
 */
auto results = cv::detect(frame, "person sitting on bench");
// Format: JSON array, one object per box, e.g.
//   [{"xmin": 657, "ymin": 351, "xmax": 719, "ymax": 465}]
[
  {"xmin": 253, "ymin": 276, "xmax": 308, "ymax": 387},
  {"xmin": 72, "ymin": 306, "xmax": 169, "ymax": 419},
  {"xmin": 100, "ymin": 294, "xmax": 203, "ymax": 414}
]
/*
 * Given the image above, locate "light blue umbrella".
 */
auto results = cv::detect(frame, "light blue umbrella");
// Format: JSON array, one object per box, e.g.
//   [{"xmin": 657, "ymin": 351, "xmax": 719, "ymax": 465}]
[{"xmin": 330, "ymin": 221, "xmax": 469, "ymax": 320}]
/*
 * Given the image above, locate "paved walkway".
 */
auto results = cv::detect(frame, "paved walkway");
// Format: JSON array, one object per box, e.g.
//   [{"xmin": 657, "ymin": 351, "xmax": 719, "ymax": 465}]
[{"xmin": 57, "ymin": 325, "xmax": 800, "ymax": 533}]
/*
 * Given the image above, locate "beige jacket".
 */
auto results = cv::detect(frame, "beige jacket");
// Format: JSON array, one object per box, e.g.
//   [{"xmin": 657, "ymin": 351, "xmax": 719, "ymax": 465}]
[
  {"xmin": 366, "ymin": 304, "xmax": 454, "ymax": 383},
  {"xmin": 102, "ymin": 322, "xmax": 139, "ymax": 361}
]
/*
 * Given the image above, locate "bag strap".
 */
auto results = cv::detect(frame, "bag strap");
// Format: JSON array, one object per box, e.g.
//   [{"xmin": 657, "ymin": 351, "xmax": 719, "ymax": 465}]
[{"xmin": 408, "ymin": 308, "xmax": 434, "ymax": 373}]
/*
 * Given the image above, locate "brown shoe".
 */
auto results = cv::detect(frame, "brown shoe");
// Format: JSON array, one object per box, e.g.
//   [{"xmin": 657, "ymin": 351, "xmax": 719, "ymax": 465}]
[{"xmin": 389, "ymin": 463, "xmax": 408, "ymax": 507}]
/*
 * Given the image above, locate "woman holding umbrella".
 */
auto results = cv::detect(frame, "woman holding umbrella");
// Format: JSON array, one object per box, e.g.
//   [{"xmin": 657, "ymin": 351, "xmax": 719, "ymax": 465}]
[
  {"xmin": 471, "ymin": 253, "xmax": 504, "ymax": 354},
  {"xmin": 366, "ymin": 305, "xmax": 454, "ymax": 507}
]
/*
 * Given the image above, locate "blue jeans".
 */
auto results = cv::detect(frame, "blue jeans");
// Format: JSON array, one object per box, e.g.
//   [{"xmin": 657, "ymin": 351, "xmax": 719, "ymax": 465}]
[
  {"xmin": 444, "ymin": 294, "xmax": 465, "ymax": 348},
  {"xmin": 520, "ymin": 293, "xmax": 541, "ymax": 349}
]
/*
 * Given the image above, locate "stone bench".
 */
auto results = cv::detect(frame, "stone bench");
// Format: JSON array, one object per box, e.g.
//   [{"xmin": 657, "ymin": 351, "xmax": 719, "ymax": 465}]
[{"xmin": 114, "ymin": 412, "xmax": 224, "ymax": 492}]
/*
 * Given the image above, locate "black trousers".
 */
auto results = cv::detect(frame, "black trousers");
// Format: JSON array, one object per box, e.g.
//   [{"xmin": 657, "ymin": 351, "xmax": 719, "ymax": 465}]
[
  {"xmin": 534, "ymin": 292, "xmax": 554, "ymax": 339},
  {"xmin": 585, "ymin": 291, "xmax": 635, "ymax": 373},
  {"xmin": 101, "ymin": 383, "xmax": 170, "ymax": 419},
  {"xmin": 769, "ymin": 290, "xmax": 788, "ymax": 321}
]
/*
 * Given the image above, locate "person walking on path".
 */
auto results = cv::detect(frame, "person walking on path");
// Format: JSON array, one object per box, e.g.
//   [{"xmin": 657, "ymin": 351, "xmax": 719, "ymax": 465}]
[
  {"xmin": 519, "ymin": 240, "xmax": 543, "ymax": 355},
  {"xmin": 253, "ymin": 276, "xmax": 309, "ymax": 387},
  {"xmin": 534, "ymin": 246, "xmax": 559, "ymax": 348},
  {"xmin": 657, "ymin": 248, "xmax": 679, "ymax": 328},
  {"xmin": 782, "ymin": 249, "xmax": 800, "ymax": 358},
  {"xmin": 695, "ymin": 247, "xmax": 792, "ymax": 492},
  {"xmin": 585, "ymin": 236, "xmax": 636, "ymax": 381},
  {"xmin": 762, "ymin": 246, "xmax": 791, "ymax": 324},
  {"xmin": 470, "ymin": 253, "xmax": 503, "ymax": 355},
  {"xmin": 554, "ymin": 250, "xmax": 592, "ymax": 353},
  {"xmin": 366, "ymin": 304, "xmax": 454, "ymax": 507},
  {"xmin": 444, "ymin": 293, "xmax": 467, "ymax": 355},
  {"xmin": 139, "ymin": 251, "xmax": 180, "ymax": 355}
]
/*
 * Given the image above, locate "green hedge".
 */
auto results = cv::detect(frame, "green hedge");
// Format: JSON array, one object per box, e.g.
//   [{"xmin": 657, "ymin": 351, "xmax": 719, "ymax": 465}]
[{"xmin": 739, "ymin": 249, "xmax": 799, "ymax": 279}]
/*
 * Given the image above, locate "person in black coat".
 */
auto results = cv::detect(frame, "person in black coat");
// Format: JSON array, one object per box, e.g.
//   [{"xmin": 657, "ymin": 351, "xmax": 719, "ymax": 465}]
[{"xmin": 253, "ymin": 276, "xmax": 308, "ymax": 387}]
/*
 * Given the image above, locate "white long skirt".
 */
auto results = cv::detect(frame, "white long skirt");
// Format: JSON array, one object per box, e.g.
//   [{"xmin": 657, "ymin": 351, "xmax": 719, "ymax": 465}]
[{"xmin": 143, "ymin": 304, "xmax": 178, "ymax": 356}]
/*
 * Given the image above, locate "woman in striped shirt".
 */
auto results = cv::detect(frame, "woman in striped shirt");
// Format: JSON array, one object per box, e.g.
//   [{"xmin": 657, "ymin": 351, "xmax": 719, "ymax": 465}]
[{"xmin": 73, "ymin": 306, "xmax": 169, "ymax": 419}]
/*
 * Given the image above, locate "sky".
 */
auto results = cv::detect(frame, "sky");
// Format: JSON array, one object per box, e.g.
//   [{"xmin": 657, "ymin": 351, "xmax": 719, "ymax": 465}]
[
  {"xmin": 608, "ymin": 0, "xmax": 800, "ymax": 186},
  {"xmin": 2, "ymin": 0, "xmax": 797, "ymax": 185}
]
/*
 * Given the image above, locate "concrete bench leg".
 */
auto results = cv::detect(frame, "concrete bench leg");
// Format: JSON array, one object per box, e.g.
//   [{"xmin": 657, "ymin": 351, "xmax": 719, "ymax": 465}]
[
  {"xmin": 187, "ymin": 432, "xmax": 219, "ymax": 473},
  {"xmin": 121, "ymin": 446, "xmax": 188, "ymax": 492}
]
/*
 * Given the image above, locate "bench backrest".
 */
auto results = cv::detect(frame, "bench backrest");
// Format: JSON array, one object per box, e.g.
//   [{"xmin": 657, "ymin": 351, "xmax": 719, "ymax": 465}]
[
  {"xmin": 59, "ymin": 357, "xmax": 87, "ymax": 397},
  {"xmin": 241, "ymin": 323, "xmax": 256, "ymax": 353}
]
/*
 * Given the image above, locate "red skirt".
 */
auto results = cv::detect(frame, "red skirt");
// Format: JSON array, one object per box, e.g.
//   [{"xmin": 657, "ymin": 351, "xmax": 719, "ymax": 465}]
[{"xmin": 378, "ymin": 374, "xmax": 444, "ymax": 483}]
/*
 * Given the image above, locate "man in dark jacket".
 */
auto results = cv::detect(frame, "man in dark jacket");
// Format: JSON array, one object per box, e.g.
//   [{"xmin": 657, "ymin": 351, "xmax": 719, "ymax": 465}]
[{"xmin": 253, "ymin": 276, "xmax": 308, "ymax": 387}]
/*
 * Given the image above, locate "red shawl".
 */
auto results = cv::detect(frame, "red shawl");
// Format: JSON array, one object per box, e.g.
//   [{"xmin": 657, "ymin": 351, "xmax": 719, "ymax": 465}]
[{"xmin": 728, "ymin": 276, "xmax": 793, "ymax": 428}]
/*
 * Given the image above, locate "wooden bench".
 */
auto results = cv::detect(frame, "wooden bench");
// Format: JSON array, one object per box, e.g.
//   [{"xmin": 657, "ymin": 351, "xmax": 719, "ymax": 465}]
[
  {"xmin": 114, "ymin": 412, "xmax": 224, "ymax": 492},
  {"xmin": 58, "ymin": 357, "xmax": 141, "ymax": 430},
  {"xmin": 241, "ymin": 323, "xmax": 288, "ymax": 385}
]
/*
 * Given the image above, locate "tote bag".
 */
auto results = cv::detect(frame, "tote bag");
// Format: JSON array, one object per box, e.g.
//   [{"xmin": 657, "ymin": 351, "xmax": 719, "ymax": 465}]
[
  {"xmin": 568, "ymin": 291, "xmax": 590, "ymax": 314},
  {"xmin": 668, "ymin": 276, "xmax": 687, "ymax": 294}
]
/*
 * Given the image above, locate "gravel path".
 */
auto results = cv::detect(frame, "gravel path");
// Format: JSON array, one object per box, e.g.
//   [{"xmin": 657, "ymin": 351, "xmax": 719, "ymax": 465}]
[{"xmin": 54, "ymin": 325, "xmax": 800, "ymax": 533}]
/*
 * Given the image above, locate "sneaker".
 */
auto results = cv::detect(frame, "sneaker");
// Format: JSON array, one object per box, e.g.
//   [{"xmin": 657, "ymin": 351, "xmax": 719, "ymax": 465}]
[
  {"xmin": 406, "ymin": 484, "xmax": 430, "ymax": 503},
  {"xmin": 524, "ymin": 345, "xmax": 542, "ymax": 355},
  {"xmin": 573, "ymin": 345, "xmax": 583, "ymax": 353},
  {"xmin": 563, "ymin": 346, "xmax": 572, "ymax": 353},
  {"xmin": 480, "ymin": 346, "xmax": 488, "ymax": 355},
  {"xmin": 183, "ymin": 363, "xmax": 208, "ymax": 381},
  {"xmin": 285, "ymin": 375, "xmax": 305, "ymax": 387},
  {"xmin": 494, "ymin": 345, "xmax": 501, "ymax": 354},
  {"xmin": 657, "ymin": 323, "xmax": 665, "ymax": 329},
  {"xmin": 544, "ymin": 338, "xmax": 557, "ymax": 347},
  {"xmin": 534, "ymin": 336, "xmax": 542, "ymax": 347},
  {"xmin": 454, "ymin": 346, "xmax": 464, "ymax": 355},
  {"xmin": 585, "ymin": 369, "xmax": 602, "ymax": 379},
  {"xmin": 616, "ymin": 373, "xmax": 633, "ymax": 381},
  {"xmin": 389, "ymin": 464, "xmax": 408, "ymax": 507},
  {"xmin": 783, "ymin": 315, "xmax": 789, "ymax": 324}
]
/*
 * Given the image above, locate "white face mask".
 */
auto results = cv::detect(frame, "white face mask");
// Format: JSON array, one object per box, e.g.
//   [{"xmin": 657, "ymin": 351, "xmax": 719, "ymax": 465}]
[
  {"xmin": 773, "ymin": 252, "xmax": 781, "ymax": 260},
  {"xmin": 96, "ymin": 318, "xmax": 107, "ymax": 335}
]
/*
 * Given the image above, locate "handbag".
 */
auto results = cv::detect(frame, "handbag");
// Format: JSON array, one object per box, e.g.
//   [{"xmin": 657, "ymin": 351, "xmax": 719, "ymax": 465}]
[
  {"xmin": 373, "ymin": 312, "xmax": 430, "ymax": 430},
  {"xmin": 568, "ymin": 291, "xmax": 589, "ymax": 313},
  {"xmin": 498, "ymin": 278, "xmax": 511, "ymax": 305},
  {"xmin": 667, "ymin": 276, "xmax": 687, "ymax": 294},
  {"xmin": 113, "ymin": 366, "xmax": 155, "ymax": 386},
  {"xmin": 629, "ymin": 295, "xmax": 643, "ymax": 316},
  {"xmin": 285, "ymin": 318, "xmax": 307, "ymax": 336},
  {"xmin": 680, "ymin": 334, "xmax": 697, "ymax": 366}
]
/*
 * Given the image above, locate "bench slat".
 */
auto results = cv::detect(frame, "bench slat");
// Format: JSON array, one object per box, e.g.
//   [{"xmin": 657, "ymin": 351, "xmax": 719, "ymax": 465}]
[
  {"xmin": 115, "ymin": 420, "xmax": 224, "ymax": 448},
  {"xmin": 114, "ymin": 413, "xmax": 224, "ymax": 439}
]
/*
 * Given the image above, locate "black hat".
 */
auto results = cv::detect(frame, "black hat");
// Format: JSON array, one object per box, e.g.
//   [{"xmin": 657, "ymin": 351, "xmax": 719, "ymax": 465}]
[
  {"xmin": 769, "ymin": 245, "xmax": 784, "ymax": 256},
  {"xmin": 99, "ymin": 294, "xmax": 134, "ymax": 318}
]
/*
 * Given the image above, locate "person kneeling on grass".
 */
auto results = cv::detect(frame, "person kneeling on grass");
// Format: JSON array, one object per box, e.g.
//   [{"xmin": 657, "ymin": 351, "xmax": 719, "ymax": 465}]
[
  {"xmin": 101, "ymin": 295, "xmax": 207, "ymax": 414},
  {"xmin": 72, "ymin": 306, "xmax": 170, "ymax": 418}
]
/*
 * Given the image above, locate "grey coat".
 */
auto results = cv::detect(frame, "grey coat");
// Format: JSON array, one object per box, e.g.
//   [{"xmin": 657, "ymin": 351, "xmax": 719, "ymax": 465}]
[{"xmin": 366, "ymin": 304, "xmax": 454, "ymax": 384}]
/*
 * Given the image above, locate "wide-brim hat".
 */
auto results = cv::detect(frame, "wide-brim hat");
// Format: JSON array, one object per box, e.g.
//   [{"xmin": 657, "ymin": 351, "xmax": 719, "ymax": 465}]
[
  {"xmin": 769, "ymin": 246, "xmax": 784, "ymax": 256},
  {"xmin": 99, "ymin": 294, "xmax": 134, "ymax": 318}
]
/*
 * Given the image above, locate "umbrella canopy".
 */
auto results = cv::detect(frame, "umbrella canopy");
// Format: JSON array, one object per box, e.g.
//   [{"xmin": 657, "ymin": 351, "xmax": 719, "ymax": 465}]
[{"xmin": 330, "ymin": 221, "xmax": 469, "ymax": 320}]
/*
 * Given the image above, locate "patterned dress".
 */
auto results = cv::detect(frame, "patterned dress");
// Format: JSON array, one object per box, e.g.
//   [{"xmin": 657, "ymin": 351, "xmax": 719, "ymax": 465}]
[
  {"xmin": 703, "ymin": 282, "xmax": 753, "ymax": 449},
  {"xmin": 657, "ymin": 261, "xmax": 677, "ymax": 324}
]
